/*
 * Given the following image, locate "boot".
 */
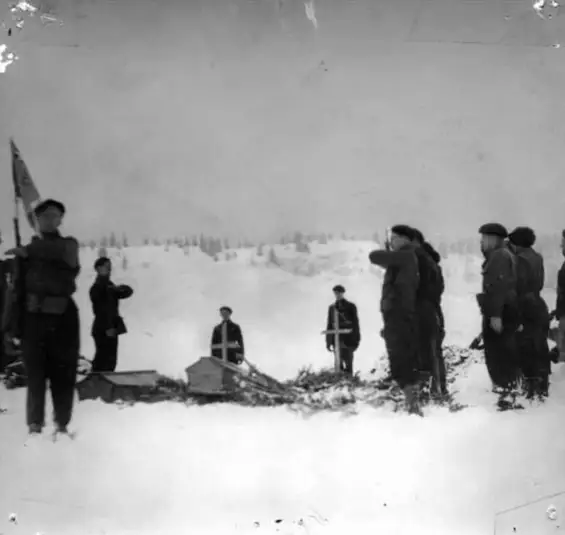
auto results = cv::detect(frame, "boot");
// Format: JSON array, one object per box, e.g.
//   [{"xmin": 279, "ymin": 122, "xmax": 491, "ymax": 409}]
[
  {"xmin": 538, "ymin": 375, "xmax": 549, "ymax": 400},
  {"xmin": 28, "ymin": 423, "xmax": 42, "ymax": 435},
  {"xmin": 403, "ymin": 384, "xmax": 423, "ymax": 416},
  {"xmin": 522, "ymin": 377, "xmax": 535, "ymax": 400}
]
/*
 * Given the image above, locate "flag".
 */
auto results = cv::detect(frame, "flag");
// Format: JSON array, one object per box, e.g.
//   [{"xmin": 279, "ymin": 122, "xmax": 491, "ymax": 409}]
[{"xmin": 10, "ymin": 138, "xmax": 41, "ymax": 229}]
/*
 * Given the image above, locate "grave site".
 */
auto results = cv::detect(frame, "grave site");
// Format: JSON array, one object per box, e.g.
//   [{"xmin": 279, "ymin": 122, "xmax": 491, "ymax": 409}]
[
  {"xmin": 0, "ymin": 241, "xmax": 565, "ymax": 535},
  {"xmin": 2, "ymin": 0, "xmax": 565, "ymax": 532}
]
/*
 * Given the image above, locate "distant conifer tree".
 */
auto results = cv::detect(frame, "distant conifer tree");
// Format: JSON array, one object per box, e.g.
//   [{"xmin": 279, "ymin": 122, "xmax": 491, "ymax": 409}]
[
  {"xmin": 268, "ymin": 247, "xmax": 280, "ymax": 266},
  {"xmin": 109, "ymin": 232, "xmax": 118, "ymax": 248}
]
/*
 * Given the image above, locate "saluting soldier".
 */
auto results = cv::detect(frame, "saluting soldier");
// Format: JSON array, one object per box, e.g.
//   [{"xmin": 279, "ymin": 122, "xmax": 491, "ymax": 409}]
[
  {"xmin": 369, "ymin": 224, "xmax": 421, "ymax": 415},
  {"xmin": 5, "ymin": 199, "xmax": 80, "ymax": 436},
  {"xmin": 325, "ymin": 285, "xmax": 361, "ymax": 376},
  {"xmin": 210, "ymin": 306, "xmax": 245, "ymax": 365},
  {"xmin": 89, "ymin": 257, "xmax": 134, "ymax": 373}
]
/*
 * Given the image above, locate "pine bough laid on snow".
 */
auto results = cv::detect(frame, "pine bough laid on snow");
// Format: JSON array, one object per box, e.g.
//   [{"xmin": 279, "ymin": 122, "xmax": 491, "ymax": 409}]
[
  {"xmin": 232, "ymin": 345, "xmax": 476, "ymax": 415},
  {"xmin": 0, "ymin": 346, "xmax": 487, "ymax": 414},
  {"xmin": 89, "ymin": 346, "xmax": 479, "ymax": 413}
]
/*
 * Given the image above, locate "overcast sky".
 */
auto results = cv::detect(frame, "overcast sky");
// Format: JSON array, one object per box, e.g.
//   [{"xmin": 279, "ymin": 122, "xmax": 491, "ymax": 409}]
[{"xmin": 1, "ymin": 0, "xmax": 564, "ymax": 244}]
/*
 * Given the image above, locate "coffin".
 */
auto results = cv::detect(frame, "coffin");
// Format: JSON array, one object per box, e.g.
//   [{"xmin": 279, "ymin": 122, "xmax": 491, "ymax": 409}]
[{"xmin": 76, "ymin": 370, "xmax": 161, "ymax": 403}]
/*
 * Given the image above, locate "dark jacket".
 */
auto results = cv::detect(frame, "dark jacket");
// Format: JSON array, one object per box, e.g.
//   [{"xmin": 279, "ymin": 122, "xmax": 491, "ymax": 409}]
[
  {"xmin": 414, "ymin": 244, "xmax": 444, "ymax": 306},
  {"xmin": 23, "ymin": 232, "xmax": 80, "ymax": 315},
  {"xmin": 89, "ymin": 276, "xmax": 133, "ymax": 337},
  {"xmin": 369, "ymin": 245, "xmax": 420, "ymax": 315},
  {"xmin": 210, "ymin": 320, "xmax": 245, "ymax": 361},
  {"xmin": 514, "ymin": 247, "xmax": 549, "ymax": 327},
  {"xmin": 556, "ymin": 261, "xmax": 565, "ymax": 319},
  {"xmin": 515, "ymin": 247, "xmax": 544, "ymax": 296},
  {"xmin": 478, "ymin": 245, "xmax": 517, "ymax": 319},
  {"xmin": 325, "ymin": 298, "xmax": 361, "ymax": 350}
]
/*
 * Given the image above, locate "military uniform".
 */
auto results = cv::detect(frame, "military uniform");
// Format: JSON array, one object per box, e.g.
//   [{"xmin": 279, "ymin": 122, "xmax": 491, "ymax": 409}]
[
  {"xmin": 508, "ymin": 227, "xmax": 550, "ymax": 398},
  {"xmin": 414, "ymin": 240, "xmax": 447, "ymax": 395},
  {"xmin": 325, "ymin": 289, "xmax": 361, "ymax": 375},
  {"xmin": 555, "ymin": 238, "xmax": 565, "ymax": 363},
  {"xmin": 21, "ymin": 230, "xmax": 80, "ymax": 432},
  {"xmin": 369, "ymin": 228, "xmax": 420, "ymax": 390},
  {"xmin": 477, "ymin": 223, "xmax": 519, "ymax": 392},
  {"xmin": 90, "ymin": 276, "xmax": 133, "ymax": 373}
]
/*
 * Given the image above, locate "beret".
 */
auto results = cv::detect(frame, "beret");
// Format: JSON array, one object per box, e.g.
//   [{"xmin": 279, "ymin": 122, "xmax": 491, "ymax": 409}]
[
  {"xmin": 478, "ymin": 222, "xmax": 508, "ymax": 238},
  {"xmin": 34, "ymin": 198, "xmax": 66, "ymax": 216},
  {"xmin": 390, "ymin": 224, "xmax": 415, "ymax": 240},
  {"xmin": 508, "ymin": 227, "xmax": 536, "ymax": 248}
]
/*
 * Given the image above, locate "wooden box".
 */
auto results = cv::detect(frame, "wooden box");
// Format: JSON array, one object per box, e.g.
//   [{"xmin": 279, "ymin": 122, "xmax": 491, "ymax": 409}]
[
  {"xmin": 76, "ymin": 370, "xmax": 160, "ymax": 403},
  {"xmin": 185, "ymin": 357, "xmax": 238, "ymax": 395}
]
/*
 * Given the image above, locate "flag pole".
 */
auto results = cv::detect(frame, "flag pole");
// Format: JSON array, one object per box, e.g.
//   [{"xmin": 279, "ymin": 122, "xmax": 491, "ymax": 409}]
[
  {"xmin": 4, "ymin": 138, "xmax": 26, "ymax": 341},
  {"xmin": 9, "ymin": 138, "xmax": 22, "ymax": 248}
]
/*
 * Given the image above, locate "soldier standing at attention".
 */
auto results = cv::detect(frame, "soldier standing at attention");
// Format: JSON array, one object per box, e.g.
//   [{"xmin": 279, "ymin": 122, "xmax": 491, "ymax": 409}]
[
  {"xmin": 5, "ymin": 199, "xmax": 80, "ymax": 437},
  {"xmin": 507, "ymin": 226, "xmax": 550, "ymax": 399},
  {"xmin": 476, "ymin": 223, "xmax": 519, "ymax": 397},
  {"xmin": 409, "ymin": 228, "xmax": 447, "ymax": 397},
  {"xmin": 553, "ymin": 231, "xmax": 565, "ymax": 365}
]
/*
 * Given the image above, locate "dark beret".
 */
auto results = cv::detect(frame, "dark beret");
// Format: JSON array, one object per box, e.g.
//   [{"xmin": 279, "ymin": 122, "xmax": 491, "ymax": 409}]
[
  {"xmin": 34, "ymin": 198, "xmax": 66, "ymax": 216},
  {"xmin": 219, "ymin": 306, "xmax": 232, "ymax": 314},
  {"xmin": 332, "ymin": 285, "xmax": 345, "ymax": 293},
  {"xmin": 478, "ymin": 223, "xmax": 508, "ymax": 238},
  {"xmin": 94, "ymin": 256, "xmax": 111, "ymax": 269},
  {"xmin": 390, "ymin": 224, "xmax": 415, "ymax": 240},
  {"xmin": 508, "ymin": 227, "xmax": 536, "ymax": 248}
]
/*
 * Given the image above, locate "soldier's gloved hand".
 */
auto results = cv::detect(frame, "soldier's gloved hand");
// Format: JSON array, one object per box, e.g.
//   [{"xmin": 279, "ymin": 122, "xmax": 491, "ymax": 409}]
[{"xmin": 490, "ymin": 317, "xmax": 503, "ymax": 334}]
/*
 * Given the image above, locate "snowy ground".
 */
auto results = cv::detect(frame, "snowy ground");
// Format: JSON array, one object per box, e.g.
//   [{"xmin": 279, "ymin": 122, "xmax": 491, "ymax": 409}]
[{"xmin": 1, "ymin": 241, "xmax": 565, "ymax": 535}]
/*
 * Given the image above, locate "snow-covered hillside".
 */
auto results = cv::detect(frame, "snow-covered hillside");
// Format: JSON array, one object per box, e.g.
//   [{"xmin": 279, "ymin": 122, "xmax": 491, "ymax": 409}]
[
  {"xmin": 72, "ymin": 241, "xmax": 486, "ymax": 379},
  {"xmin": 2, "ymin": 241, "xmax": 565, "ymax": 535}
]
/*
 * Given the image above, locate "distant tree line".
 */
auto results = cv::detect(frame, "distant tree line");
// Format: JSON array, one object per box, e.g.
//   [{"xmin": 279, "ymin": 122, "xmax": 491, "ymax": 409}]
[{"xmin": 76, "ymin": 230, "xmax": 564, "ymax": 275}]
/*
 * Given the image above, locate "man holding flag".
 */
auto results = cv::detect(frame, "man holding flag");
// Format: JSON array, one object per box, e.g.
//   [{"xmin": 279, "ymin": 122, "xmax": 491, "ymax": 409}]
[{"xmin": 5, "ymin": 139, "xmax": 81, "ymax": 438}]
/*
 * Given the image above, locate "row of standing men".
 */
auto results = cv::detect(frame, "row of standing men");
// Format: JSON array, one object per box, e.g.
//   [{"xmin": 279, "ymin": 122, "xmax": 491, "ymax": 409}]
[
  {"xmin": 267, "ymin": 223, "xmax": 560, "ymax": 415},
  {"xmin": 215, "ymin": 223, "xmax": 552, "ymax": 412},
  {"xmin": 365, "ymin": 223, "xmax": 561, "ymax": 414},
  {"xmin": 3, "ymin": 198, "xmax": 563, "ymax": 431},
  {"xmin": 159, "ymin": 222, "xmax": 564, "ymax": 417}
]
